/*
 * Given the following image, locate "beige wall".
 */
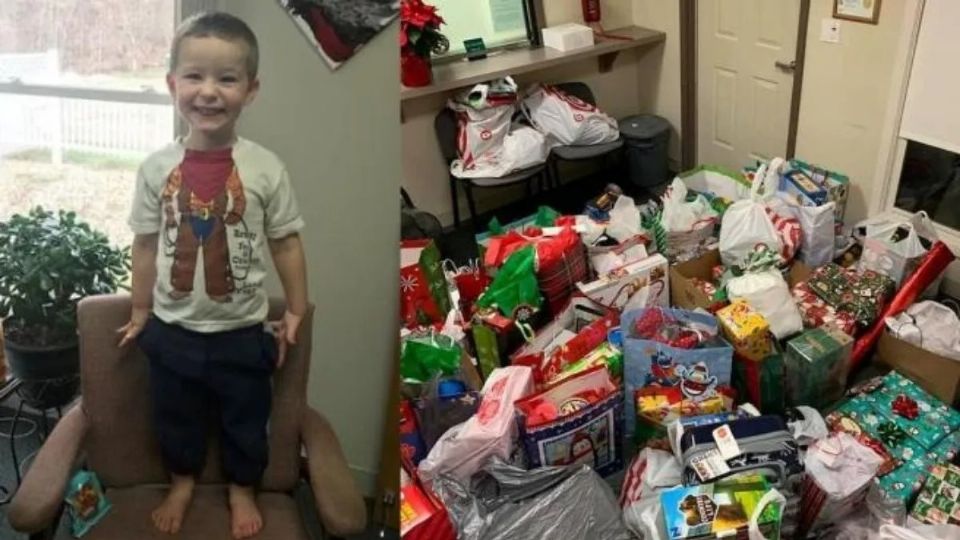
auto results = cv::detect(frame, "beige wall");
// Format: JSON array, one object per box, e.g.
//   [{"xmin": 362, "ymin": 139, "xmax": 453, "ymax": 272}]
[
  {"xmin": 402, "ymin": 0, "xmax": 681, "ymax": 226},
  {"xmin": 794, "ymin": 0, "xmax": 915, "ymax": 225},
  {"xmin": 225, "ymin": 1, "xmax": 398, "ymax": 495}
]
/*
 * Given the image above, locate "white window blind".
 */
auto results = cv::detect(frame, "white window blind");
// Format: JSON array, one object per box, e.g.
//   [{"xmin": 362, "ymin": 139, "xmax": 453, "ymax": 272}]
[{"xmin": 898, "ymin": 0, "xmax": 960, "ymax": 155}]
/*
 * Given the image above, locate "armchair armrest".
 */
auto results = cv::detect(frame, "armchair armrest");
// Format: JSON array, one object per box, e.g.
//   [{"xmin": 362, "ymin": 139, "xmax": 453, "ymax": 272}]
[
  {"xmin": 9, "ymin": 402, "xmax": 89, "ymax": 534},
  {"xmin": 301, "ymin": 406, "xmax": 367, "ymax": 537}
]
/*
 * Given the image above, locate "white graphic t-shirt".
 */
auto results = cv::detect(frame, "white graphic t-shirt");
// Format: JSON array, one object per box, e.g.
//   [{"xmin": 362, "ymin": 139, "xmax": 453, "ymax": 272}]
[{"xmin": 128, "ymin": 138, "xmax": 304, "ymax": 332}]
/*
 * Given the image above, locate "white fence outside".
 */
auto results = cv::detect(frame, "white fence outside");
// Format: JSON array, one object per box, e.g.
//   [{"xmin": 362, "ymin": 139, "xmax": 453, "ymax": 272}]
[{"xmin": 0, "ymin": 50, "xmax": 173, "ymax": 162}]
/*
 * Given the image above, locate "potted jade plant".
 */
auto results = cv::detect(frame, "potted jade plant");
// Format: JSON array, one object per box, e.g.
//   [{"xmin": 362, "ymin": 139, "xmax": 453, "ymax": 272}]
[
  {"xmin": 0, "ymin": 207, "xmax": 130, "ymax": 408},
  {"xmin": 400, "ymin": 0, "xmax": 449, "ymax": 87}
]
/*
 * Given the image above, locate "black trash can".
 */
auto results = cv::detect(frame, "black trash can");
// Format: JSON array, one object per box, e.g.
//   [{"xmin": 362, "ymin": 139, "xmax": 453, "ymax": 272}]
[{"xmin": 619, "ymin": 114, "xmax": 671, "ymax": 191}]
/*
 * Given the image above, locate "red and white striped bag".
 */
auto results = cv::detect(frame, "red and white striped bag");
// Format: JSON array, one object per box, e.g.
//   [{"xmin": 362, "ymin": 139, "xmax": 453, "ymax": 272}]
[
  {"xmin": 619, "ymin": 448, "xmax": 682, "ymax": 508},
  {"xmin": 766, "ymin": 208, "xmax": 802, "ymax": 263}
]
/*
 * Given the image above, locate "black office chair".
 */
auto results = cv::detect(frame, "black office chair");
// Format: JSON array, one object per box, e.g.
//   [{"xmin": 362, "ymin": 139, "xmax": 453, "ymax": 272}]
[
  {"xmin": 434, "ymin": 108, "xmax": 546, "ymax": 229},
  {"xmin": 545, "ymin": 82, "xmax": 625, "ymax": 189}
]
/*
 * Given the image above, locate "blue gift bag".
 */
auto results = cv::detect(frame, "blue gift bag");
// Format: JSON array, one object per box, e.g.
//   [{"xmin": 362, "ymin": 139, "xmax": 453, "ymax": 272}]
[{"xmin": 622, "ymin": 307, "xmax": 734, "ymax": 436}]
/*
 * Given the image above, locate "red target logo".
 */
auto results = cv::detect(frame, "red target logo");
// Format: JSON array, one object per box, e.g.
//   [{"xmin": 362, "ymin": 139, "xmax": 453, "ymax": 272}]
[
  {"xmin": 574, "ymin": 113, "xmax": 584, "ymax": 122},
  {"xmin": 480, "ymin": 130, "xmax": 492, "ymax": 140}
]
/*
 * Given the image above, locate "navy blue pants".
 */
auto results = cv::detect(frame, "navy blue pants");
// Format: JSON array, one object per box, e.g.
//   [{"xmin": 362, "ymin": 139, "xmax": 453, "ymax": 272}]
[{"xmin": 137, "ymin": 317, "xmax": 277, "ymax": 486}]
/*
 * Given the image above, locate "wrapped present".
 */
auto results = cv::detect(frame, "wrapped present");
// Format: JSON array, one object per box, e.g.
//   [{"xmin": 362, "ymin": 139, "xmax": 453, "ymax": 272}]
[
  {"xmin": 511, "ymin": 298, "xmax": 617, "ymax": 386},
  {"xmin": 401, "ymin": 239, "xmax": 453, "ymax": 329},
  {"xmin": 732, "ymin": 348, "xmax": 786, "ymax": 415},
  {"xmin": 807, "ymin": 264, "xmax": 895, "ymax": 328},
  {"xmin": 791, "ymin": 282, "xmax": 857, "ymax": 336},
  {"xmin": 716, "ymin": 301, "xmax": 774, "ymax": 362},
  {"xmin": 475, "ymin": 245, "xmax": 543, "ymax": 320},
  {"xmin": 660, "ymin": 475, "xmax": 783, "ymax": 540},
  {"xmin": 535, "ymin": 226, "xmax": 590, "ymax": 316},
  {"xmin": 634, "ymin": 384, "xmax": 735, "ymax": 446},
  {"xmin": 514, "ymin": 366, "xmax": 624, "ymax": 476},
  {"xmin": 910, "ymin": 463, "xmax": 960, "ymax": 526},
  {"xmin": 865, "ymin": 371, "xmax": 960, "ymax": 450},
  {"xmin": 785, "ymin": 327, "xmax": 853, "ymax": 409}
]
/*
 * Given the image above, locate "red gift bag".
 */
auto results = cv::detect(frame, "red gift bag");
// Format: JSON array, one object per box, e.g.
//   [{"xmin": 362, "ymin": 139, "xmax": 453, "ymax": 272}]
[
  {"xmin": 401, "ymin": 239, "xmax": 452, "ymax": 329},
  {"xmin": 401, "ymin": 457, "xmax": 457, "ymax": 539},
  {"xmin": 443, "ymin": 259, "xmax": 491, "ymax": 320}
]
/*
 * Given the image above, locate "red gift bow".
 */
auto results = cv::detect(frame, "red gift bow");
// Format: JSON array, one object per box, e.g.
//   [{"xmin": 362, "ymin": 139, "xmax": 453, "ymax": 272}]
[{"xmin": 891, "ymin": 394, "xmax": 919, "ymax": 420}]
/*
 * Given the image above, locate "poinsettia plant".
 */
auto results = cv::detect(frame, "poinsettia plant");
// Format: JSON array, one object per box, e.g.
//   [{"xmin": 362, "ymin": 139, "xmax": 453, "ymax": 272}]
[{"xmin": 399, "ymin": 0, "xmax": 449, "ymax": 58}]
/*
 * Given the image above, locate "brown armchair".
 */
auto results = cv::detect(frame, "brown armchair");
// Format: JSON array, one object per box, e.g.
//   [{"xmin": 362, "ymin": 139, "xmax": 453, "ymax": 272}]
[{"xmin": 8, "ymin": 294, "xmax": 367, "ymax": 539}]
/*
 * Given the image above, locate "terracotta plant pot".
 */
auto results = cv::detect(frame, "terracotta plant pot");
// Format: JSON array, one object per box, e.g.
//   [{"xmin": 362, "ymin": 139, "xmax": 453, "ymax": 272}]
[{"xmin": 401, "ymin": 51, "xmax": 432, "ymax": 87}]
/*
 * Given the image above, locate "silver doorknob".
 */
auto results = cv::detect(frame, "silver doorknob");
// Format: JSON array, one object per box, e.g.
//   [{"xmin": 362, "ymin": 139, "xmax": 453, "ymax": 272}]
[{"xmin": 775, "ymin": 60, "xmax": 797, "ymax": 71}]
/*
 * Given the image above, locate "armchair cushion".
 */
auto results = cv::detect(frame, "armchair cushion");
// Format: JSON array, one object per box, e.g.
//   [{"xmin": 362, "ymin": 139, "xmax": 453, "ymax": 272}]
[{"xmin": 52, "ymin": 485, "xmax": 309, "ymax": 540}]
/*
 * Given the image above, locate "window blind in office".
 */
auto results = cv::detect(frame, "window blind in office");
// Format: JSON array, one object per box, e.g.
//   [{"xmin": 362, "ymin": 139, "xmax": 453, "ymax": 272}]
[{"xmin": 898, "ymin": 0, "xmax": 960, "ymax": 155}]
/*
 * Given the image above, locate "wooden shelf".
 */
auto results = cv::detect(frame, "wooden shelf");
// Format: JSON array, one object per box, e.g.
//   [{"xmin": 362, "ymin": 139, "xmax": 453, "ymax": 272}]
[{"xmin": 400, "ymin": 26, "xmax": 666, "ymax": 101}]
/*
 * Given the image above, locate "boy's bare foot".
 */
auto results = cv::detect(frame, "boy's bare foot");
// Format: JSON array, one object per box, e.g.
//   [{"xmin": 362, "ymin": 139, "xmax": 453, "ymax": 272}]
[
  {"xmin": 152, "ymin": 474, "xmax": 195, "ymax": 534},
  {"xmin": 228, "ymin": 484, "xmax": 263, "ymax": 539}
]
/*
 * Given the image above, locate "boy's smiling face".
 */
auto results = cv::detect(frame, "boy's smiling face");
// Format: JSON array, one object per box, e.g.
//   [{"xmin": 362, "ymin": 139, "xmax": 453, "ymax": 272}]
[{"xmin": 167, "ymin": 36, "xmax": 259, "ymax": 149}]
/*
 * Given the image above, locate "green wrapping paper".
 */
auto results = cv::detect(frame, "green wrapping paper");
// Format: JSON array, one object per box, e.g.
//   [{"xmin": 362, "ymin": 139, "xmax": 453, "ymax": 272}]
[
  {"xmin": 911, "ymin": 462, "xmax": 960, "ymax": 525},
  {"xmin": 785, "ymin": 327, "xmax": 852, "ymax": 409},
  {"xmin": 806, "ymin": 264, "xmax": 895, "ymax": 327},
  {"xmin": 400, "ymin": 333, "xmax": 462, "ymax": 382},
  {"xmin": 475, "ymin": 245, "xmax": 542, "ymax": 319}
]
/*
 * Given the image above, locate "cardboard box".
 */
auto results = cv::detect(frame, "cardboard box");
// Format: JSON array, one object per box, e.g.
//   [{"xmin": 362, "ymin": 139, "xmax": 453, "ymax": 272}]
[
  {"xmin": 877, "ymin": 331, "xmax": 960, "ymax": 407},
  {"xmin": 670, "ymin": 249, "xmax": 812, "ymax": 312},
  {"xmin": 661, "ymin": 476, "xmax": 782, "ymax": 540}
]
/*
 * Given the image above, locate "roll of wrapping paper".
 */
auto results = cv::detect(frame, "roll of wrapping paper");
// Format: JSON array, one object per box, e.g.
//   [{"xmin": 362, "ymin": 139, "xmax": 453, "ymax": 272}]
[{"xmin": 851, "ymin": 241, "xmax": 956, "ymax": 368}]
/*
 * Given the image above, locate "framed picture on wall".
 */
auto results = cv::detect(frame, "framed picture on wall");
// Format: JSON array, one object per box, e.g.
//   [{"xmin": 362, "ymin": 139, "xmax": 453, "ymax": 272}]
[{"xmin": 833, "ymin": 0, "xmax": 881, "ymax": 24}]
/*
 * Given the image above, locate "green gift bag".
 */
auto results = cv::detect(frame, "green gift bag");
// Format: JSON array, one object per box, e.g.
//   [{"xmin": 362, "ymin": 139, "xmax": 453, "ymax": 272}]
[
  {"xmin": 475, "ymin": 245, "xmax": 542, "ymax": 320},
  {"xmin": 400, "ymin": 333, "xmax": 462, "ymax": 383}
]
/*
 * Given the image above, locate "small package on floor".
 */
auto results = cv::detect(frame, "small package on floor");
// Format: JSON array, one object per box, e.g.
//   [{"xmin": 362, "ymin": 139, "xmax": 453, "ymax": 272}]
[
  {"xmin": 910, "ymin": 462, "xmax": 960, "ymax": 525},
  {"xmin": 515, "ymin": 366, "xmax": 624, "ymax": 476},
  {"xmin": 660, "ymin": 475, "xmax": 784, "ymax": 540},
  {"xmin": 577, "ymin": 253, "xmax": 670, "ymax": 312},
  {"xmin": 784, "ymin": 326, "xmax": 853, "ymax": 409},
  {"xmin": 65, "ymin": 470, "xmax": 112, "ymax": 538},
  {"xmin": 797, "ymin": 432, "xmax": 886, "ymax": 536},
  {"xmin": 716, "ymin": 300, "xmax": 774, "ymax": 362},
  {"xmin": 431, "ymin": 459, "xmax": 634, "ymax": 540},
  {"xmin": 511, "ymin": 298, "xmax": 618, "ymax": 386},
  {"xmin": 401, "ymin": 239, "xmax": 453, "ymax": 329}
]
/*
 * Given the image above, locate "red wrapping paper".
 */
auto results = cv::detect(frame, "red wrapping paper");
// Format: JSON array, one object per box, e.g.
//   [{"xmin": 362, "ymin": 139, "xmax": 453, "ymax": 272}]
[{"xmin": 850, "ymin": 241, "xmax": 955, "ymax": 368}]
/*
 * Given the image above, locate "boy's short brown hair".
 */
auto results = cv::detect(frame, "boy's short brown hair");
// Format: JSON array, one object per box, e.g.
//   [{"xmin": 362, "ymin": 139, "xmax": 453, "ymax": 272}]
[{"xmin": 170, "ymin": 12, "xmax": 259, "ymax": 78}]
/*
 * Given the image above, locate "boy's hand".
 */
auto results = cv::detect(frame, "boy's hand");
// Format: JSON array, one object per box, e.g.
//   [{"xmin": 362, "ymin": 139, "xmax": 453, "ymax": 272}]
[
  {"xmin": 117, "ymin": 307, "xmax": 150, "ymax": 348},
  {"xmin": 272, "ymin": 310, "xmax": 303, "ymax": 369}
]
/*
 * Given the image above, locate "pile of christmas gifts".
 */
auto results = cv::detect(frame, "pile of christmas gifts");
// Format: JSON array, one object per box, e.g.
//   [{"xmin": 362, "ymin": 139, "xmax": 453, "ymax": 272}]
[{"xmin": 825, "ymin": 371, "xmax": 960, "ymax": 505}]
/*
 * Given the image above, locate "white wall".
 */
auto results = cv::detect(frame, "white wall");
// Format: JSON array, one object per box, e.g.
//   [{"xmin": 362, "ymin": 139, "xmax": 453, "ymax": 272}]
[
  {"xmin": 225, "ymin": 0, "xmax": 398, "ymax": 495},
  {"xmin": 794, "ymin": 0, "xmax": 915, "ymax": 226},
  {"xmin": 401, "ymin": 0, "xmax": 681, "ymax": 226}
]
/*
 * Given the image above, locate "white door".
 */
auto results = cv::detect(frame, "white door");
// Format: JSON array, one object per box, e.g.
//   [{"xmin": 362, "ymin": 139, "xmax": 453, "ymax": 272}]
[{"xmin": 697, "ymin": 0, "xmax": 800, "ymax": 171}]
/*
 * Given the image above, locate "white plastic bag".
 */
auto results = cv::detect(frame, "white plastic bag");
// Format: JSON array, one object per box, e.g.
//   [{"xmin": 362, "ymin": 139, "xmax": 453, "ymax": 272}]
[
  {"xmin": 660, "ymin": 177, "xmax": 718, "ymax": 232},
  {"xmin": 885, "ymin": 300, "xmax": 960, "ymax": 361},
  {"xmin": 773, "ymin": 193, "xmax": 836, "ymax": 268},
  {"xmin": 622, "ymin": 449, "xmax": 682, "ymax": 540},
  {"xmin": 787, "ymin": 406, "xmax": 829, "ymax": 447},
  {"xmin": 726, "ymin": 270, "xmax": 803, "ymax": 339},
  {"xmin": 448, "ymin": 84, "xmax": 515, "ymax": 170},
  {"xmin": 418, "ymin": 366, "xmax": 534, "ymax": 486},
  {"xmin": 857, "ymin": 213, "xmax": 934, "ymax": 285},
  {"xmin": 747, "ymin": 488, "xmax": 787, "ymax": 540},
  {"xmin": 719, "ymin": 160, "xmax": 784, "ymax": 267},
  {"xmin": 451, "ymin": 123, "xmax": 548, "ymax": 179},
  {"xmin": 879, "ymin": 522, "xmax": 960, "ymax": 540},
  {"xmin": 521, "ymin": 84, "xmax": 619, "ymax": 146},
  {"xmin": 678, "ymin": 165, "xmax": 752, "ymax": 201}
]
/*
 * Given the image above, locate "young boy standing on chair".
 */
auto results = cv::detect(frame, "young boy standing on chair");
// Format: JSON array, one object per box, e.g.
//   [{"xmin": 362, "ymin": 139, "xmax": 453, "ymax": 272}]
[{"xmin": 117, "ymin": 12, "xmax": 308, "ymax": 539}]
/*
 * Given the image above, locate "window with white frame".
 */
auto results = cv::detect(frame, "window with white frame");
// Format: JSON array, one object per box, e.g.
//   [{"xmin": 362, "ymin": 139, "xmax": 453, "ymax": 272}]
[
  {"xmin": 0, "ymin": 0, "xmax": 177, "ymax": 248},
  {"xmin": 431, "ymin": 0, "xmax": 540, "ymax": 58},
  {"xmin": 888, "ymin": 0, "xmax": 960, "ymax": 233}
]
